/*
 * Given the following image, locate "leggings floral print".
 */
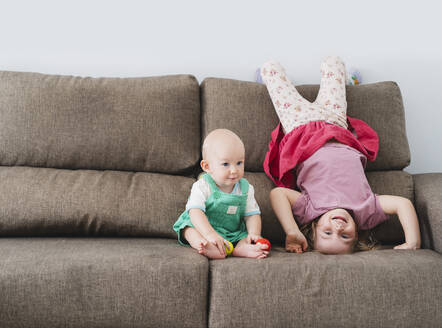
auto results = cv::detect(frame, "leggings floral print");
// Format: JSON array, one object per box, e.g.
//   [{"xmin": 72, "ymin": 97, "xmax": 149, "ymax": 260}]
[{"xmin": 261, "ymin": 56, "xmax": 348, "ymax": 134}]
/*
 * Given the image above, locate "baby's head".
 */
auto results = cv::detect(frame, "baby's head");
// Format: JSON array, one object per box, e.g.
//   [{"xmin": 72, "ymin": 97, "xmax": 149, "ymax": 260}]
[
  {"xmin": 311, "ymin": 208, "xmax": 358, "ymax": 254},
  {"xmin": 201, "ymin": 129, "xmax": 245, "ymax": 193}
]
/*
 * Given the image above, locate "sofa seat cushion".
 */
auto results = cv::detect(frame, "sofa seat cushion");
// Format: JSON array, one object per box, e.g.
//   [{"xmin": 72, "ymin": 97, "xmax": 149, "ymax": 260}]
[
  {"xmin": 0, "ymin": 238, "xmax": 208, "ymax": 328},
  {"xmin": 209, "ymin": 248, "xmax": 442, "ymax": 328}
]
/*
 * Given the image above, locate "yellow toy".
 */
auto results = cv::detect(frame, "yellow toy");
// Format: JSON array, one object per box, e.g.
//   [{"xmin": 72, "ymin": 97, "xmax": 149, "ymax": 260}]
[{"xmin": 225, "ymin": 241, "xmax": 234, "ymax": 255}]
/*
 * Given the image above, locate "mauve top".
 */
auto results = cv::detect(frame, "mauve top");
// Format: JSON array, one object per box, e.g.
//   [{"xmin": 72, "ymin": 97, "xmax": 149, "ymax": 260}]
[{"xmin": 291, "ymin": 142, "xmax": 388, "ymax": 230}]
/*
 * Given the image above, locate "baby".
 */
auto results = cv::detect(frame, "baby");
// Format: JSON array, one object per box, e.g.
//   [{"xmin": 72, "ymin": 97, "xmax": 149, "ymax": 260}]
[
  {"xmin": 173, "ymin": 129, "xmax": 270, "ymax": 259},
  {"xmin": 261, "ymin": 57, "xmax": 421, "ymax": 254}
]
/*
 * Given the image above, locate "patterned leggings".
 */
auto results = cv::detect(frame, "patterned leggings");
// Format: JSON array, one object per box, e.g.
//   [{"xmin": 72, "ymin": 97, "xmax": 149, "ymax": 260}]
[{"xmin": 261, "ymin": 56, "xmax": 348, "ymax": 134}]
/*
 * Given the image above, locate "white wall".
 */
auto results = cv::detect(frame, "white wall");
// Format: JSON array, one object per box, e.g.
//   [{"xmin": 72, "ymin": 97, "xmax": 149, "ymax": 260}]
[{"xmin": 1, "ymin": 0, "xmax": 441, "ymax": 174}]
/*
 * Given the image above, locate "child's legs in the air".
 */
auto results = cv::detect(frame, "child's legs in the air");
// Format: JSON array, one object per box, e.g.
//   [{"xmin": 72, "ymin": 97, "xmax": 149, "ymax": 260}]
[
  {"xmin": 232, "ymin": 237, "xmax": 269, "ymax": 259},
  {"xmin": 261, "ymin": 61, "xmax": 328, "ymax": 134},
  {"xmin": 314, "ymin": 56, "xmax": 348, "ymax": 128},
  {"xmin": 261, "ymin": 57, "xmax": 348, "ymax": 133},
  {"xmin": 182, "ymin": 227, "xmax": 226, "ymax": 259}
]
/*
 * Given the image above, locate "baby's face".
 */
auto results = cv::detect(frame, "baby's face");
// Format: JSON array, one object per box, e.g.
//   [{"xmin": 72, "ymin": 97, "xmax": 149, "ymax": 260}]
[
  {"xmin": 203, "ymin": 142, "xmax": 245, "ymax": 193},
  {"xmin": 314, "ymin": 209, "xmax": 357, "ymax": 254}
]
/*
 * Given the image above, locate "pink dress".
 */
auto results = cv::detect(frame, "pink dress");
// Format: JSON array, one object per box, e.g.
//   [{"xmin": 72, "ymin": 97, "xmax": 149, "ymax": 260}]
[{"xmin": 263, "ymin": 117, "xmax": 379, "ymax": 189}]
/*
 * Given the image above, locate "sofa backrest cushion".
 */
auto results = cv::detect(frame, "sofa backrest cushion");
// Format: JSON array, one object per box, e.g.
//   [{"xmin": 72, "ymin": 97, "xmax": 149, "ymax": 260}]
[
  {"xmin": 0, "ymin": 166, "xmax": 193, "ymax": 237},
  {"xmin": 201, "ymin": 78, "xmax": 410, "ymax": 172},
  {"xmin": 0, "ymin": 71, "xmax": 200, "ymax": 174}
]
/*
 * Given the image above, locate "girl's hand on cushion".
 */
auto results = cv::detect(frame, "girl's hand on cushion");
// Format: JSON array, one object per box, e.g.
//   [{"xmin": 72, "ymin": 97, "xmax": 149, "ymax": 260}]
[
  {"xmin": 394, "ymin": 241, "xmax": 420, "ymax": 250},
  {"xmin": 286, "ymin": 230, "xmax": 308, "ymax": 253}
]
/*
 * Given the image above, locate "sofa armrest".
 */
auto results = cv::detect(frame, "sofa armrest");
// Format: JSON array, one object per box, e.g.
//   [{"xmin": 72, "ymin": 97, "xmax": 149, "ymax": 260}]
[{"xmin": 414, "ymin": 173, "xmax": 442, "ymax": 253}]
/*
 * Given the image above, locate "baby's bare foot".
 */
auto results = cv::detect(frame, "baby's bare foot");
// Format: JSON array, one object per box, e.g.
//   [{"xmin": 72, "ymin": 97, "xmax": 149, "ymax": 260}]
[
  {"xmin": 198, "ymin": 242, "xmax": 226, "ymax": 260},
  {"xmin": 233, "ymin": 243, "xmax": 269, "ymax": 259}
]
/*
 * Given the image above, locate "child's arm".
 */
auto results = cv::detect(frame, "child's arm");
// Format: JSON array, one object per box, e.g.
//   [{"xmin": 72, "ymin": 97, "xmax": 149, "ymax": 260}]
[
  {"xmin": 378, "ymin": 195, "xmax": 421, "ymax": 250},
  {"xmin": 270, "ymin": 187, "xmax": 308, "ymax": 253},
  {"xmin": 244, "ymin": 214, "xmax": 262, "ymax": 243},
  {"xmin": 189, "ymin": 208, "xmax": 227, "ymax": 256}
]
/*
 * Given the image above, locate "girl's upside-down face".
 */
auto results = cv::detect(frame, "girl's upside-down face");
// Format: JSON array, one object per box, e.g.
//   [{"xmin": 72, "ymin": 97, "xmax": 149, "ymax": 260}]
[{"xmin": 314, "ymin": 208, "xmax": 357, "ymax": 254}]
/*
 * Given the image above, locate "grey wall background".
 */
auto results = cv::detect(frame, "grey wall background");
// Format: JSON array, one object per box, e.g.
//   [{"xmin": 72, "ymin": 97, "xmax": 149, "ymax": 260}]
[{"xmin": 1, "ymin": 0, "xmax": 440, "ymax": 174}]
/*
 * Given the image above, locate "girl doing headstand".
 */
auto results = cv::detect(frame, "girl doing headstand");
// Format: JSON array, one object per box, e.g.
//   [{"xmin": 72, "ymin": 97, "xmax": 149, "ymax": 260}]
[{"xmin": 261, "ymin": 57, "xmax": 420, "ymax": 254}]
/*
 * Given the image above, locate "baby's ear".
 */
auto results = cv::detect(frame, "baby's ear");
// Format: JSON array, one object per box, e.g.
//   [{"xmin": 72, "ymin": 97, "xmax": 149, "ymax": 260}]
[{"xmin": 200, "ymin": 160, "xmax": 210, "ymax": 172}]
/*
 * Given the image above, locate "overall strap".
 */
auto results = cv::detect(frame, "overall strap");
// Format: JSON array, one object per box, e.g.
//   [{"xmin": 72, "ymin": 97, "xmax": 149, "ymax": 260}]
[
  {"xmin": 203, "ymin": 173, "xmax": 219, "ymax": 193},
  {"xmin": 239, "ymin": 178, "xmax": 249, "ymax": 195}
]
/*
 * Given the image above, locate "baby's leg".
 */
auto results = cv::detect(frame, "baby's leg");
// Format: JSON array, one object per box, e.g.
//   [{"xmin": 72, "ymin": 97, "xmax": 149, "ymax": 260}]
[
  {"xmin": 261, "ymin": 60, "xmax": 313, "ymax": 134},
  {"xmin": 314, "ymin": 56, "xmax": 348, "ymax": 128},
  {"xmin": 182, "ymin": 227, "xmax": 226, "ymax": 259},
  {"xmin": 232, "ymin": 237, "xmax": 269, "ymax": 259}
]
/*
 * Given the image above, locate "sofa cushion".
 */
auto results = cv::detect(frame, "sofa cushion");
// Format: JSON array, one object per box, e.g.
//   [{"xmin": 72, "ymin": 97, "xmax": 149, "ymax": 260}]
[
  {"xmin": 243, "ymin": 172, "xmax": 285, "ymax": 244},
  {"xmin": 201, "ymin": 78, "xmax": 274, "ymax": 173},
  {"xmin": 201, "ymin": 79, "xmax": 409, "ymax": 172},
  {"xmin": 245, "ymin": 171, "xmax": 413, "ymax": 246},
  {"xmin": 414, "ymin": 173, "xmax": 442, "ymax": 252},
  {"xmin": 0, "ymin": 238, "xmax": 208, "ymax": 328},
  {"xmin": 0, "ymin": 71, "xmax": 200, "ymax": 174},
  {"xmin": 0, "ymin": 166, "xmax": 193, "ymax": 237},
  {"xmin": 209, "ymin": 248, "xmax": 442, "ymax": 328},
  {"xmin": 366, "ymin": 170, "xmax": 414, "ymax": 244}
]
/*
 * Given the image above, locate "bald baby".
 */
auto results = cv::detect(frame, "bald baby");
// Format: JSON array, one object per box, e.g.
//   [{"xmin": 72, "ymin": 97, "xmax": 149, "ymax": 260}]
[
  {"xmin": 202, "ymin": 129, "xmax": 245, "ymax": 161},
  {"xmin": 173, "ymin": 128, "xmax": 269, "ymax": 260}
]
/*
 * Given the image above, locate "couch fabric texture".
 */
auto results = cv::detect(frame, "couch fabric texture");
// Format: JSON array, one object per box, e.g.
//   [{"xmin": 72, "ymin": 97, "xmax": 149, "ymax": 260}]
[
  {"xmin": 0, "ymin": 238, "xmax": 207, "ymax": 328},
  {"xmin": 0, "ymin": 72, "xmax": 200, "ymax": 173},
  {"xmin": 0, "ymin": 70, "xmax": 441, "ymax": 328}
]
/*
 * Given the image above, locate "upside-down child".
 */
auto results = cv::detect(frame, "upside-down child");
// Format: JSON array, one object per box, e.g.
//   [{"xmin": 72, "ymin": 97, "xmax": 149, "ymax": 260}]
[
  {"xmin": 261, "ymin": 57, "xmax": 420, "ymax": 254},
  {"xmin": 173, "ymin": 129, "xmax": 270, "ymax": 259}
]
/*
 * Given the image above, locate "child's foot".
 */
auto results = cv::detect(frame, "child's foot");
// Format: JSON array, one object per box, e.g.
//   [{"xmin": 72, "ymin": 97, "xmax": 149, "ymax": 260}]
[
  {"xmin": 233, "ymin": 243, "xmax": 269, "ymax": 259},
  {"xmin": 197, "ymin": 241, "xmax": 226, "ymax": 260}
]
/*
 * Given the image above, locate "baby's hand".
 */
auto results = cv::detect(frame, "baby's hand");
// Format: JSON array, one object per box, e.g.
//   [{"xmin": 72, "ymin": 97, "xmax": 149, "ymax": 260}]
[
  {"xmin": 394, "ymin": 241, "xmax": 420, "ymax": 250},
  {"xmin": 205, "ymin": 232, "xmax": 227, "ymax": 256},
  {"xmin": 286, "ymin": 230, "xmax": 308, "ymax": 253}
]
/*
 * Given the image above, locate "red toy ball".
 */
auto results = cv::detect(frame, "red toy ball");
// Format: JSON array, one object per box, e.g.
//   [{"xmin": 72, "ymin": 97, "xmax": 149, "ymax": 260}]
[{"xmin": 255, "ymin": 238, "xmax": 271, "ymax": 251}]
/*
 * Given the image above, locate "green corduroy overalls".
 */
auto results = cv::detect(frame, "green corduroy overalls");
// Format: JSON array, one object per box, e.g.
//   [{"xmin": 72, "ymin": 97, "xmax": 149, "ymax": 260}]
[{"xmin": 173, "ymin": 173, "xmax": 249, "ymax": 245}]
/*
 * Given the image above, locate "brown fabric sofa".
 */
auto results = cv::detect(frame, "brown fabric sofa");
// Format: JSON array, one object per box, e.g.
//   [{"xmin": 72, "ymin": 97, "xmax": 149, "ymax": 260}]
[{"xmin": 0, "ymin": 71, "xmax": 441, "ymax": 328}]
